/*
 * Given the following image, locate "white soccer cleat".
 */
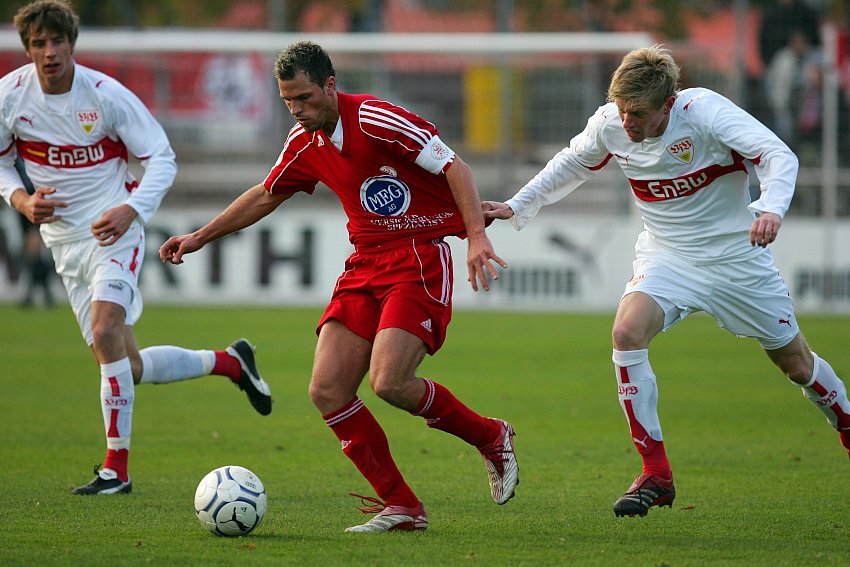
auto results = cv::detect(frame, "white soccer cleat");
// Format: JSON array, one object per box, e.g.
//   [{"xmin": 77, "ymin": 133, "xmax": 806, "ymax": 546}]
[
  {"xmin": 479, "ymin": 418, "xmax": 519, "ymax": 504},
  {"xmin": 344, "ymin": 494, "xmax": 428, "ymax": 533}
]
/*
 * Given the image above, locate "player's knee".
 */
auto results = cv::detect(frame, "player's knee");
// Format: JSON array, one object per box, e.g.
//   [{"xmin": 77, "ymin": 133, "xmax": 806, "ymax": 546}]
[
  {"xmin": 308, "ymin": 378, "xmax": 348, "ymax": 413},
  {"xmin": 90, "ymin": 320, "xmax": 124, "ymax": 351},
  {"xmin": 612, "ymin": 320, "xmax": 647, "ymax": 350},
  {"xmin": 780, "ymin": 354, "xmax": 814, "ymax": 384},
  {"xmin": 768, "ymin": 337, "xmax": 814, "ymax": 384},
  {"xmin": 369, "ymin": 372, "xmax": 407, "ymax": 406}
]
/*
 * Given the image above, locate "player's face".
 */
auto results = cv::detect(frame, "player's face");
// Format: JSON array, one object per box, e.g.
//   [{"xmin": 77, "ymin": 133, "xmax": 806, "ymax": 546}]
[
  {"xmin": 26, "ymin": 27, "xmax": 75, "ymax": 95},
  {"xmin": 616, "ymin": 96, "xmax": 675, "ymax": 143},
  {"xmin": 278, "ymin": 72, "xmax": 338, "ymax": 136}
]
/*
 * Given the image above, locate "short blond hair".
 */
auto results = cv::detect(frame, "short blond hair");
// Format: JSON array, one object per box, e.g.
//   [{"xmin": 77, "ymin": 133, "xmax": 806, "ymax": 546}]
[{"xmin": 607, "ymin": 44, "xmax": 679, "ymax": 109}]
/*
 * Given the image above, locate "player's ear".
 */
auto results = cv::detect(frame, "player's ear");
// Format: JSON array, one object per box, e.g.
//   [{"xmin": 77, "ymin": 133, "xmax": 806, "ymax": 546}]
[{"xmin": 324, "ymin": 76, "xmax": 336, "ymax": 95}]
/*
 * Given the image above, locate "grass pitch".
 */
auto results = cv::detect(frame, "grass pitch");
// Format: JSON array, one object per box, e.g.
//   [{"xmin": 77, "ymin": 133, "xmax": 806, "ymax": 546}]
[{"xmin": 0, "ymin": 304, "xmax": 848, "ymax": 566}]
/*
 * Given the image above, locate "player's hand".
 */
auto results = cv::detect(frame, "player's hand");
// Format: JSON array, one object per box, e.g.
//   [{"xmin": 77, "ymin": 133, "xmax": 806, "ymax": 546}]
[
  {"xmin": 160, "ymin": 233, "xmax": 203, "ymax": 265},
  {"xmin": 14, "ymin": 187, "xmax": 68, "ymax": 224},
  {"xmin": 91, "ymin": 204, "xmax": 138, "ymax": 247},
  {"xmin": 481, "ymin": 201, "xmax": 514, "ymax": 221},
  {"xmin": 749, "ymin": 212, "xmax": 782, "ymax": 248},
  {"xmin": 467, "ymin": 232, "xmax": 507, "ymax": 292}
]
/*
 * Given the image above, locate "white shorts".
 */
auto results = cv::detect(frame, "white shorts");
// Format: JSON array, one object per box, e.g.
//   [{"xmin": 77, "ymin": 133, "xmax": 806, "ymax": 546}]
[
  {"xmin": 622, "ymin": 243, "xmax": 799, "ymax": 350},
  {"xmin": 51, "ymin": 221, "xmax": 145, "ymax": 345}
]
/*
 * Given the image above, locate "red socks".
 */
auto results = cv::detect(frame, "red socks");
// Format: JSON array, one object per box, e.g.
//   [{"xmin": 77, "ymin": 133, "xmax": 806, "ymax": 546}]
[
  {"xmin": 103, "ymin": 448, "xmax": 129, "ymax": 482},
  {"xmin": 212, "ymin": 351, "xmax": 241, "ymax": 382},
  {"xmin": 324, "ymin": 399, "xmax": 419, "ymax": 508},
  {"xmin": 413, "ymin": 379, "xmax": 499, "ymax": 449}
]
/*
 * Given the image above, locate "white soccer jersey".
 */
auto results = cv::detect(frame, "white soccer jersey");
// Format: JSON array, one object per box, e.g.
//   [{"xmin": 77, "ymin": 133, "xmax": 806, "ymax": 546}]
[
  {"xmin": 0, "ymin": 62, "xmax": 176, "ymax": 247},
  {"xmin": 507, "ymin": 87, "xmax": 798, "ymax": 263}
]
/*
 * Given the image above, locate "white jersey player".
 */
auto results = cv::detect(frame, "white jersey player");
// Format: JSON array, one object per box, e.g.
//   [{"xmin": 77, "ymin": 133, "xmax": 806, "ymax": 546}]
[
  {"xmin": 0, "ymin": 0, "xmax": 273, "ymax": 495},
  {"xmin": 483, "ymin": 44, "xmax": 850, "ymax": 517}
]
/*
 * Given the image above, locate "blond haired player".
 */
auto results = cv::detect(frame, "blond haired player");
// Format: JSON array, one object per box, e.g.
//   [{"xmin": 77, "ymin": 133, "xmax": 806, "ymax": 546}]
[{"xmin": 484, "ymin": 44, "xmax": 850, "ymax": 517}]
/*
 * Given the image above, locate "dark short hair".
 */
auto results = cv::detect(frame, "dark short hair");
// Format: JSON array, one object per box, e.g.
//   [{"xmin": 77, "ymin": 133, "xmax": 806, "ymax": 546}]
[
  {"xmin": 14, "ymin": 0, "xmax": 80, "ymax": 49},
  {"xmin": 273, "ymin": 41, "xmax": 335, "ymax": 86}
]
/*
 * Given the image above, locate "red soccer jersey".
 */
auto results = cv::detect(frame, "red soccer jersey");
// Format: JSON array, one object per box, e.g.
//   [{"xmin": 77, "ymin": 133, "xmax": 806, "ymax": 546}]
[{"xmin": 263, "ymin": 92, "xmax": 467, "ymax": 248}]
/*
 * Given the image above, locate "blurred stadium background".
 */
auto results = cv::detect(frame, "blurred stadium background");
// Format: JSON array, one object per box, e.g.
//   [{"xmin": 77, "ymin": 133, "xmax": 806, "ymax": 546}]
[{"xmin": 1, "ymin": 0, "xmax": 848, "ymax": 312}]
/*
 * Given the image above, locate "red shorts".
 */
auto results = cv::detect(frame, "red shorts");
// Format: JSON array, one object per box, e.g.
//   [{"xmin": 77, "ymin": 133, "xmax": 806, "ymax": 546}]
[{"xmin": 317, "ymin": 238, "xmax": 453, "ymax": 354}]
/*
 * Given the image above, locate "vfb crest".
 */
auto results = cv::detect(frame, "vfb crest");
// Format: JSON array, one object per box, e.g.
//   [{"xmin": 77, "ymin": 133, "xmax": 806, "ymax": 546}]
[
  {"xmin": 77, "ymin": 110, "xmax": 99, "ymax": 135},
  {"xmin": 360, "ymin": 175, "xmax": 411, "ymax": 216},
  {"xmin": 666, "ymin": 137, "xmax": 694, "ymax": 164}
]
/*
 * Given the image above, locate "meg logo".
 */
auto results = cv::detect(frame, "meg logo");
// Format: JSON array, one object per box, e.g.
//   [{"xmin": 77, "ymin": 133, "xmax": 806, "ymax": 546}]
[{"xmin": 360, "ymin": 175, "xmax": 411, "ymax": 216}]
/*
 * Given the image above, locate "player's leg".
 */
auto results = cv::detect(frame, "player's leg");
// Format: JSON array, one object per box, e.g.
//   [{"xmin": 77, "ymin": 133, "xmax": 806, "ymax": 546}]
[
  {"xmin": 710, "ymin": 251, "xmax": 850, "ymax": 459},
  {"xmin": 373, "ymin": 240, "xmax": 518, "ymax": 504},
  {"xmin": 136, "ymin": 339, "xmax": 272, "ymax": 416},
  {"xmin": 611, "ymin": 291, "xmax": 675, "ymax": 516},
  {"xmin": 765, "ymin": 333, "xmax": 850, "ymax": 457},
  {"xmin": 74, "ymin": 293, "xmax": 136, "ymax": 494},
  {"xmin": 311, "ymin": 320, "xmax": 425, "ymax": 532}
]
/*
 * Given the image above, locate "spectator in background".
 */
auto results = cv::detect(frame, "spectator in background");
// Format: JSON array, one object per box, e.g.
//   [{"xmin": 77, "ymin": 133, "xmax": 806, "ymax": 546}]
[
  {"xmin": 758, "ymin": 0, "xmax": 822, "ymax": 142},
  {"xmin": 759, "ymin": 0, "xmax": 820, "ymax": 67},
  {"xmin": 763, "ymin": 29, "xmax": 821, "ymax": 144}
]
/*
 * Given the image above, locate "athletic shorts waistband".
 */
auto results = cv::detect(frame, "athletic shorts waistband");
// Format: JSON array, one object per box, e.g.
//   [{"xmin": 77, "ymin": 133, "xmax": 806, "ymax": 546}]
[{"xmin": 354, "ymin": 237, "xmax": 445, "ymax": 254}]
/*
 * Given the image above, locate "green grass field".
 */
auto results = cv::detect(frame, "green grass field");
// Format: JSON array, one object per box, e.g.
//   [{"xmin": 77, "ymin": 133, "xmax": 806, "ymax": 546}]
[{"xmin": 0, "ymin": 304, "xmax": 848, "ymax": 566}]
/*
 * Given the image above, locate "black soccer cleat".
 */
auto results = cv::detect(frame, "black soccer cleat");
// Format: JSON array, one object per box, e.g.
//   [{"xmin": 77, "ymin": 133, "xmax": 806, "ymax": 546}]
[
  {"xmin": 72, "ymin": 465, "xmax": 132, "ymax": 495},
  {"xmin": 613, "ymin": 473, "xmax": 675, "ymax": 517},
  {"xmin": 226, "ymin": 339, "xmax": 273, "ymax": 416}
]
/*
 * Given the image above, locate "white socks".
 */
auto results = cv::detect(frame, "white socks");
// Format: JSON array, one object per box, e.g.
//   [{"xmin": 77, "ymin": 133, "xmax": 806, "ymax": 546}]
[
  {"xmin": 138, "ymin": 346, "xmax": 215, "ymax": 384},
  {"xmin": 800, "ymin": 353, "xmax": 850, "ymax": 430},
  {"xmin": 100, "ymin": 358, "xmax": 134, "ymax": 452},
  {"xmin": 613, "ymin": 349, "xmax": 663, "ymax": 442}
]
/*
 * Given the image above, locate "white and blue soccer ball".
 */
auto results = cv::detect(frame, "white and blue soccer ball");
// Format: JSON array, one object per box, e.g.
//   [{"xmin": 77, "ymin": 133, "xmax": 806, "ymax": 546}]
[{"xmin": 194, "ymin": 465, "xmax": 267, "ymax": 537}]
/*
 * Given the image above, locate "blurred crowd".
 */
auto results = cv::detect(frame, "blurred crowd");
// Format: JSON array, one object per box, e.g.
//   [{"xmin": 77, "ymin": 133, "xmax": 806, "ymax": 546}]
[{"xmin": 756, "ymin": 0, "xmax": 849, "ymax": 165}]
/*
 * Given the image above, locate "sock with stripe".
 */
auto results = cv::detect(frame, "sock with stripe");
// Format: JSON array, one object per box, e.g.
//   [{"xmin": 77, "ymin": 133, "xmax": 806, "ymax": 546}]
[
  {"xmin": 100, "ymin": 358, "xmax": 134, "ymax": 482},
  {"xmin": 324, "ymin": 398, "xmax": 419, "ymax": 507},
  {"xmin": 800, "ymin": 353, "xmax": 850, "ymax": 456},
  {"xmin": 613, "ymin": 348, "xmax": 671, "ymax": 479},
  {"xmin": 412, "ymin": 379, "xmax": 500, "ymax": 448}
]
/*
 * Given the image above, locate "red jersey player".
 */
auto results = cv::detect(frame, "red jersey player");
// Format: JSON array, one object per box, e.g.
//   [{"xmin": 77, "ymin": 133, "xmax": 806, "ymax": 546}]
[{"xmin": 160, "ymin": 41, "xmax": 519, "ymax": 532}]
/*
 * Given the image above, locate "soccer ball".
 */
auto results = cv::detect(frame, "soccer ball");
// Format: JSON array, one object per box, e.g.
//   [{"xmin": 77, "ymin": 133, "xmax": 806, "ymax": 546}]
[{"xmin": 194, "ymin": 465, "xmax": 267, "ymax": 537}]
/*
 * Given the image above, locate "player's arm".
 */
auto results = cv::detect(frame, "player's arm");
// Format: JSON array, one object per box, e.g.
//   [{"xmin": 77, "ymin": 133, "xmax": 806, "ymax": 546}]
[
  {"xmin": 445, "ymin": 156, "xmax": 507, "ymax": 292},
  {"xmin": 0, "ymin": 139, "xmax": 68, "ymax": 223},
  {"xmin": 485, "ymin": 107, "xmax": 608, "ymax": 229},
  {"xmin": 7, "ymin": 186, "xmax": 68, "ymax": 224},
  {"xmin": 160, "ymin": 184, "xmax": 293, "ymax": 265},
  {"xmin": 708, "ymin": 94, "xmax": 796, "ymax": 248}
]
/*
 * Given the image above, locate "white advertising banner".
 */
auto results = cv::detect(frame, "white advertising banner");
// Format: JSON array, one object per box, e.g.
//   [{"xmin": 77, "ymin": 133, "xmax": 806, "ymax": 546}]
[{"xmin": 1, "ymin": 207, "xmax": 848, "ymax": 313}]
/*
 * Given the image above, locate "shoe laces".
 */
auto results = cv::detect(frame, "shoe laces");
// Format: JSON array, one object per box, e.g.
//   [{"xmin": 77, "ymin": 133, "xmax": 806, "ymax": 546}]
[{"xmin": 349, "ymin": 493, "xmax": 387, "ymax": 514}]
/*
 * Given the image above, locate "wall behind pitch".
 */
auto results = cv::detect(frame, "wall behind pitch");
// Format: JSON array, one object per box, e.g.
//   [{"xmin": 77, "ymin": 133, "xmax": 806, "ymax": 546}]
[{"xmin": 1, "ymin": 207, "xmax": 848, "ymax": 313}]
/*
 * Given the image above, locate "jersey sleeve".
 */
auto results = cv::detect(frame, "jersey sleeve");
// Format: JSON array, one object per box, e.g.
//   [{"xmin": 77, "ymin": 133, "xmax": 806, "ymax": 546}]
[
  {"xmin": 358, "ymin": 99, "xmax": 455, "ymax": 174},
  {"xmin": 703, "ymin": 93, "xmax": 797, "ymax": 218},
  {"xmin": 506, "ymin": 104, "xmax": 611, "ymax": 229},
  {"xmin": 102, "ymin": 78, "xmax": 177, "ymax": 224},
  {"xmin": 0, "ymin": 77, "xmax": 25, "ymax": 206},
  {"xmin": 262, "ymin": 126, "xmax": 320, "ymax": 195}
]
